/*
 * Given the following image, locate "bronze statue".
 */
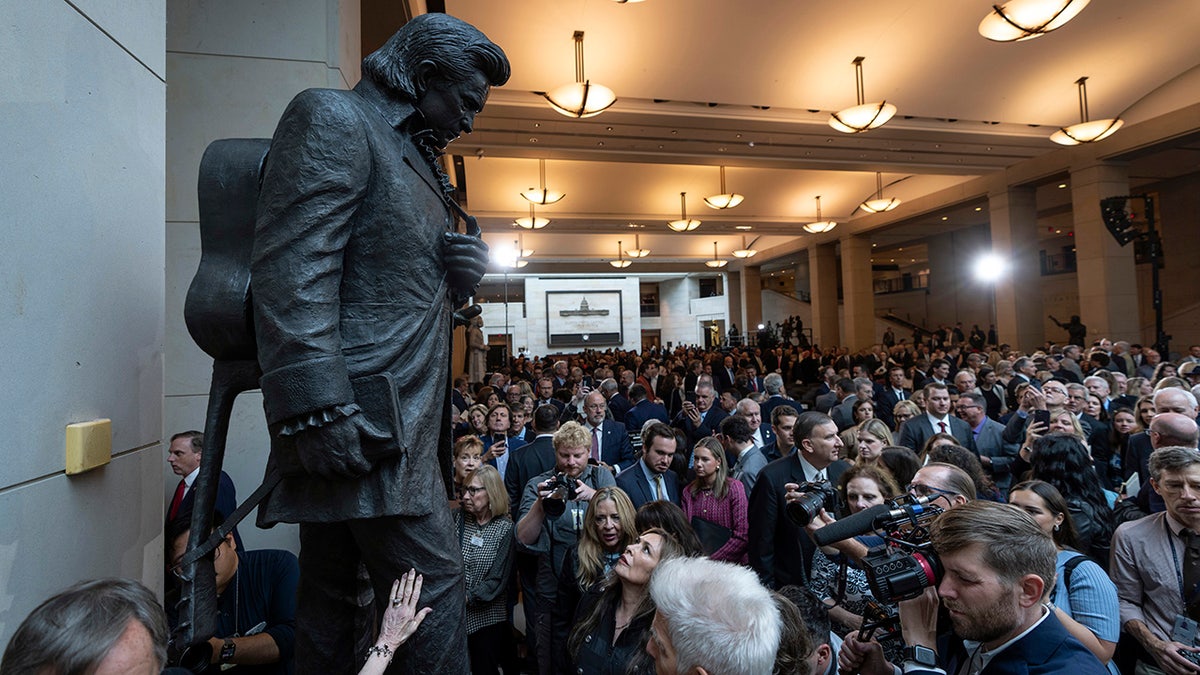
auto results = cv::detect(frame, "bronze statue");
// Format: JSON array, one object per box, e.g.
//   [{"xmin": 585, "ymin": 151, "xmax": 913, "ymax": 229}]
[
  {"xmin": 249, "ymin": 14, "xmax": 508, "ymax": 674},
  {"xmin": 1049, "ymin": 314, "xmax": 1087, "ymax": 347}
]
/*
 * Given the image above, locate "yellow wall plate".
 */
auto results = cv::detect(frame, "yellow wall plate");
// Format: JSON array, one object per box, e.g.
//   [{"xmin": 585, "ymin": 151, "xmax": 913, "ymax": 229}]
[{"xmin": 65, "ymin": 419, "xmax": 112, "ymax": 475}]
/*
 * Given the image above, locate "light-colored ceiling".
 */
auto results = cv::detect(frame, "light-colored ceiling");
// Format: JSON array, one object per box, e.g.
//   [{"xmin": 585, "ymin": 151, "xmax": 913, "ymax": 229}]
[{"xmin": 432, "ymin": 0, "xmax": 1200, "ymax": 274}]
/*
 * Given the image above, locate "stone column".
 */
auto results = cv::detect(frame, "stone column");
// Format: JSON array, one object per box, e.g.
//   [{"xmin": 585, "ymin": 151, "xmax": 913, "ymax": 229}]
[
  {"xmin": 740, "ymin": 265, "xmax": 763, "ymax": 338},
  {"xmin": 1071, "ymin": 162, "xmax": 1138, "ymax": 342},
  {"xmin": 841, "ymin": 235, "xmax": 876, "ymax": 350},
  {"xmin": 809, "ymin": 243, "xmax": 840, "ymax": 347},
  {"xmin": 989, "ymin": 186, "xmax": 1043, "ymax": 351}
]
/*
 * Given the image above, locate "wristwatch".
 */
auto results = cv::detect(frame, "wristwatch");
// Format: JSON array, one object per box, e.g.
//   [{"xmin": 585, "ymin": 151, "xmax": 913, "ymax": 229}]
[
  {"xmin": 219, "ymin": 638, "xmax": 236, "ymax": 664},
  {"xmin": 901, "ymin": 644, "xmax": 938, "ymax": 668}
]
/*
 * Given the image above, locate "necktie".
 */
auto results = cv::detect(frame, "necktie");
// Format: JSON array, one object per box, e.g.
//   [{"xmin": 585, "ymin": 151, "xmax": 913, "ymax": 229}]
[
  {"xmin": 815, "ymin": 471, "xmax": 826, "ymax": 483},
  {"xmin": 654, "ymin": 474, "xmax": 667, "ymax": 501},
  {"xmin": 168, "ymin": 479, "xmax": 187, "ymax": 520},
  {"xmin": 591, "ymin": 427, "xmax": 601, "ymax": 463},
  {"xmin": 939, "ymin": 421, "xmax": 948, "ymax": 435},
  {"xmin": 1183, "ymin": 530, "xmax": 1200, "ymax": 619}
]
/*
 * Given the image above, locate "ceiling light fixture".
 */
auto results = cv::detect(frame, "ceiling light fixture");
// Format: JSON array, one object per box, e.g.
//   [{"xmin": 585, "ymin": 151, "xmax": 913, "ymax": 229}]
[
  {"xmin": 626, "ymin": 234, "xmax": 650, "ymax": 258},
  {"xmin": 978, "ymin": 0, "xmax": 1090, "ymax": 42},
  {"xmin": 517, "ymin": 233, "xmax": 533, "ymax": 258},
  {"xmin": 1049, "ymin": 76, "xmax": 1122, "ymax": 145},
  {"xmin": 520, "ymin": 159, "xmax": 565, "ymax": 205},
  {"xmin": 544, "ymin": 31, "xmax": 616, "ymax": 119},
  {"xmin": 668, "ymin": 192, "xmax": 701, "ymax": 232},
  {"xmin": 705, "ymin": 241, "xmax": 728, "ymax": 268},
  {"xmin": 732, "ymin": 235, "xmax": 759, "ymax": 258},
  {"xmin": 610, "ymin": 239, "xmax": 632, "ymax": 268},
  {"xmin": 803, "ymin": 196, "xmax": 838, "ymax": 234},
  {"xmin": 515, "ymin": 203, "xmax": 549, "ymax": 229},
  {"xmin": 703, "ymin": 166, "xmax": 745, "ymax": 209},
  {"xmin": 860, "ymin": 172, "xmax": 902, "ymax": 213},
  {"xmin": 829, "ymin": 57, "xmax": 896, "ymax": 134}
]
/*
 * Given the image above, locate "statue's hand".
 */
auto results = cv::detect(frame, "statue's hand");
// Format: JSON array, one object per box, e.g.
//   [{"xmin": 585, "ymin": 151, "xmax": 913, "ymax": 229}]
[
  {"xmin": 453, "ymin": 304, "xmax": 482, "ymax": 328},
  {"xmin": 294, "ymin": 413, "xmax": 388, "ymax": 480},
  {"xmin": 443, "ymin": 232, "xmax": 488, "ymax": 296}
]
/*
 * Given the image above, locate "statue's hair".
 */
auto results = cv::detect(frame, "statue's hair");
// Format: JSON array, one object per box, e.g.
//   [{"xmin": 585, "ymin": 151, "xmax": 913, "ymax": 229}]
[{"xmin": 362, "ymin": 13, "xmax": 510, "ymax": 99}]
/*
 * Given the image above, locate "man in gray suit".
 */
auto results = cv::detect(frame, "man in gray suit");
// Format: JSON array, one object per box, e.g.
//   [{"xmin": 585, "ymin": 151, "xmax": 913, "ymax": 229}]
[
  {"xmin": 955, "ymin": 391, "xmax": 1018, "ymax": 492},
  {"xmin": 250, "ymin": 15, "xmax": 509, "ymax": 673},
  {"xmin": 831, "ymin": 378, "xmax": 872, "ymax": 431}
]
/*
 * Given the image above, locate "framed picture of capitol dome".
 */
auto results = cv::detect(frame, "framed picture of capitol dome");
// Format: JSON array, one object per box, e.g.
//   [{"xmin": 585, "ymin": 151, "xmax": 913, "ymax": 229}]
[{"xmin": 546, "ymin": 291, "xmax": 623, "ymax": 348}]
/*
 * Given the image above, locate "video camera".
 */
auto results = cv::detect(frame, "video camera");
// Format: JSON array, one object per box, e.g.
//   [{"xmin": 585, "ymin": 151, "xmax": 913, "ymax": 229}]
[
  {"xmin": 810, "ymin": 493, "xmax": 945, "ymax": 604},
  {"xmin": 541, "ymin": 472, "xmax": 578, "ymax": 518}
]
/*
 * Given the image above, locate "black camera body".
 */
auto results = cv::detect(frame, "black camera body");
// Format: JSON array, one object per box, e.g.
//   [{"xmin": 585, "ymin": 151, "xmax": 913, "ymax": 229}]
[
  {"xmin": 860, "ymin": 497, "xmax": 945, "ymax": 603},
  {"xmin": 785, "ymin": 480, "xmax": 839, "ymax": 527},
  {"xmin": 542, "ymin": 471, "xmax": 578, "ymax": 518}
]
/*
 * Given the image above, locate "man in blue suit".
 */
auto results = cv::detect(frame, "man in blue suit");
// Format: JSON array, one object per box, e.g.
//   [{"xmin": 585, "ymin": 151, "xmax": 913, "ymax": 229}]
[
  {"xmin": 616, "ymin": 422, "xmax": 680, "ymax": 508},
  {"xmin": 897, "ymin": 383, "xmax": 977, "ymax": 453},
  {"xmin": 839, "ymin": 501, "xmax": 1108, "ymax": 675},
  {"xmin": 624, "ymin": 383, "xmax": 670, "ymax": 434},
  {"xmin": 167, "ymin": 430, "xmax": 241, "ymax": 549},
  {"xmin": 580, "ymin": 390, "xmax": 636, "ymax": 473}
]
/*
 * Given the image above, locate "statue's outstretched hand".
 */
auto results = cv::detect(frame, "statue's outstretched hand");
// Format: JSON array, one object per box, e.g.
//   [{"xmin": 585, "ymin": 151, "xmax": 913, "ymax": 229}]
[
  {"xmin": 443, "ymin": 232, "xmax": 488, "ymax": 296},
  {"xmin": 453, "ymin": 304, "xmax": 482, "ymax": 328},
  {"xmin": 295, "ymin": 413, "xmax": 389, "ymax": 480}
]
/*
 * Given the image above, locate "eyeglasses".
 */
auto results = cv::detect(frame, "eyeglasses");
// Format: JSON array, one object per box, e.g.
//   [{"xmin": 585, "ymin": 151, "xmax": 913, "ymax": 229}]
[
  {"xmin": 461, "ymin": 485, "xmax": 487, "ymax": 496},
  {"xmin": 906, "ymin": 483, "xmax": 960, "ymax": 499}
]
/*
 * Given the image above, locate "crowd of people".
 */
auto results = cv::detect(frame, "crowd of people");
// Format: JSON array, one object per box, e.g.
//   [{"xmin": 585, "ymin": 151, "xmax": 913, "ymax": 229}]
[{"xmin": 7, "ymin": 336, "xmax": 1200, "ymax": 675}]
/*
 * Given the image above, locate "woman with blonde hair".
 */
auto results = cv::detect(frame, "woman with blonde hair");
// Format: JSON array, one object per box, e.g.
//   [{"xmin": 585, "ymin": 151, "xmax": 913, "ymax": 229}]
[
  {"xmin": 891, "ymin": 399, "xmax": 920, "ymax": 434},
  {"xmin": 854, "ymin": 419, "xmax": 893, "ymax": 465},
  {"xmin": 681, "ymin": 437, "xmax": 749, "ymax": 562}
]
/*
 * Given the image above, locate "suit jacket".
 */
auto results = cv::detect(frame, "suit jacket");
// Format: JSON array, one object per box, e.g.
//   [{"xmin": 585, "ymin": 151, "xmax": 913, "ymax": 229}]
[
  {"xmin": 760, "ymin": 395, "xmax": 800, "ymax": 424},
  {"xmin": 897, "ymin": 414, "xmax": 977, "ymax": 454},
  {"xmin": 745, "ymin": 376, "xmax": 765, "ymax": 394},
  {"xmin": 873, "ymin": 385, "xmax": 911, "ymax": 430},
  {"xmin": 814, "ymin": 391, "xmax": 838, "ymax": 414},
  {"xmin": 504, "ymin": 434, "xmax": 556, "ymax": 520},
  {"xmin": 615, "ymin": 463, "xmax": 681, "ymax": 509},
  {"xmin": 673, "ymin": 405, "xmax": 729, "ymax": 446},
  {"xmin": 624, "ymin": 399, "xmax": 670, "ymax": 434},
  {"xmin": 635, "ymin": 375, "xmax": 659, "ymax": 402},
  {"xmin": 916, "ymin": 610, "xmax": 1108, "ymax": 675},
  {"xmin": 830, "ymin": 394, "xmax": 858, "ymax": 431},
  {"xmin": 748, "ymin": 455, "xmax": 849, "ymax": 588},
  {"xmin": 752, "ymin": 423, "xmax": 776, "ymax": 450},
  {"xmin": 714, "ymin": 367, "xmax": 738, "ymax": 392},
  {"xmin": 607, "ymin": 393, "xmax": 631, "ymax": 423},
  {"xmin": 451, "ymin": 389, "xmax": 469, "ymax": 414},
  {"xmin": 174, "ymin": 470, "xmax": 242, "ymax": 549},
  {"xmin": 973, "ymin": 418, "xmax": 1020, "ymax": 492},
  {"xmin": 252, "ymin": 79, "xmax": 457, "ymax": 525},
  {"xmin": 591, "ymin": 419, "xmax": 636, "ymax": 471}
]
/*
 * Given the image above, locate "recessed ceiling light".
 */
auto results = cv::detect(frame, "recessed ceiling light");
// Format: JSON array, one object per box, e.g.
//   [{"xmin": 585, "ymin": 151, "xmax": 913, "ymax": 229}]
[
  {"xmin": 735, "ymin": 225, "xmax": 753, "ymax": 230},
  {"xmin": 1058, "ymin": 183, "xmax": 1067, "ymax": 189},
  {"xmin": 974, "ymin": 207, "xmax": 983, "ymax": 212},
  {"xmin": 941, "ymin": 216, "xmax": 949, "ymax": 221}
]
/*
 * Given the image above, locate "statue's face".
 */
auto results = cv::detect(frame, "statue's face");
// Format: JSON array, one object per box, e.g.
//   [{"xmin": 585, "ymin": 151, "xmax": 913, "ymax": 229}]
[{"xmin": 415, "ymin": 70, "xmax": 490, "ymax": 149}]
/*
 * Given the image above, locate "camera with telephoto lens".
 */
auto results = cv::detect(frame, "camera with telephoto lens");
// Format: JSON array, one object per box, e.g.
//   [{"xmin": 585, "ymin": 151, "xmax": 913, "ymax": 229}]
[
  {"xmin": 860, "ymin": 495, "xmax": 945, "ymax": 603},
  {"xmin": 785, "ymin": 480, "xmax": 839, "ymax": 527},
  {"xmin": 541, "ymin": 472, "xmax": 578, "ymax": 518}
]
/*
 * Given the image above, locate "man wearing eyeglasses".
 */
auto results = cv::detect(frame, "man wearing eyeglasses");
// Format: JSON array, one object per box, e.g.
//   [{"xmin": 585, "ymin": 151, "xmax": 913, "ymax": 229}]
[
  {"xmin": 1001, "ymin": 378, "xmax": 1072, "ymax": 446},
  {"xmin": 166, "ymin": 513, "xmax": 298, "ymax": 673},
  {"xmin": 956, "ymin": 392, "xmax": 1018, "ymax": 493}
]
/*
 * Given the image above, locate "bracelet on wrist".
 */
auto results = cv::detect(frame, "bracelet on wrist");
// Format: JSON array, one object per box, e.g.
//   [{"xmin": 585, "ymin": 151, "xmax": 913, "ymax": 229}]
[{"xmin": 367, "ymin": 644, "xmax": 393, "ymax": 660}]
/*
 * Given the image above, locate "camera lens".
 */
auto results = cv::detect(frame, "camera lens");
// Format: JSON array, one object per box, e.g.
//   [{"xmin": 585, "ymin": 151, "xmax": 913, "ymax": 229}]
[{"xmin": 786, "ymin": 491, "xmax": 826, "ymax": 527}]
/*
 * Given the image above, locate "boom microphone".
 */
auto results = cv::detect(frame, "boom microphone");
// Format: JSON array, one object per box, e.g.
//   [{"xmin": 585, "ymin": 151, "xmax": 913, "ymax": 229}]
[{"xmin": 812, "ymin": 504, "xmax": 890, "ymax": 546}]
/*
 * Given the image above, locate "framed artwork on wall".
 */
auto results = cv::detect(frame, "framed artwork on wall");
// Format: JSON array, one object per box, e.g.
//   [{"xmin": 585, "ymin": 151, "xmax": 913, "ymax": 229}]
[{"xmin": 546, "ymin": 291, "xmax": 623, "ymax": 347}]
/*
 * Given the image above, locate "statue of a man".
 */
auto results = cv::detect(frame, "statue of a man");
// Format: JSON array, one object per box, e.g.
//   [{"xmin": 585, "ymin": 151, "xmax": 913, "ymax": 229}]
[
  {"xmin": 249, "ymin": 14, "xmax": 509, "ymax": 674},
  {"xmin": 467, "ymin": 315, "xmax": 487, "ymax": 384}
]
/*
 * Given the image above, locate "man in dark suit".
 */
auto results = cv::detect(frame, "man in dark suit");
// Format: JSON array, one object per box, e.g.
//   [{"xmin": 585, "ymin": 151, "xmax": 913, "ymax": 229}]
[
  {"xmin": 624, "ymin": 384, "xmax": 669, "ymax": 434},
  {"xmin": 762, "ymin": 405, "xmax": 801, "ymax": 462},
  {"xmin": 760, "ymin": 373, "xmax": 799, "ymax": 422},
  {"xmin": 166, "ymin": 430, "xmax": 241, "ymax": 549},
  {"xmin": 874, "ymin": 366, "xmax": 911, "ymax": 430},
  {"xmin": 451, "ymin": 377, "xmax": 471, "ymax": 415},
  {"xmin": 599, "ymin": 377, "xmax": 630, "ymax": 423},
  {"xmin": 749, "ymin": 412, "xmax": 849, "ymax": 589},
  {"xmin": 616, "ymin": 422, "xmax": 680, "ymax": 508},
  {"xmin": 735, "ymin": 397, "xmax": 775, "ymax": 449},
  {"xmin": 504, "ymin": 405, "xmax": 559, "ymax": 517},
  {"xmin": 840, "ymin": 502, "xmax": 1108, "ymax": 675},
  {"xmin": 580, "ymin": 390, "xmax": 636, "ymax": 473},
  {"xmin": 535, "ymin": 376, "xmax": 566, "ymax": 415},
  {"xmin": 673, "ymin": 382, "xmax": 728, "ymax": 446},
  {"xmin": 714, "ymin": 354, "xmax": 738, "ymax": 392},
  {"xmin": 248, "ymin": 15, "xmax": 508, "ymax": 671},
  {"xmin": 897, "ymin": 383, "xmax": 977, "ymax": 453}
]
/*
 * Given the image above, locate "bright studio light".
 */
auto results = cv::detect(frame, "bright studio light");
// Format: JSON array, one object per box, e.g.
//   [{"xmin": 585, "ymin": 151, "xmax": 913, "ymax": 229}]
[
  {"xmin": 974, "ymin": 253, "xmax": 1009, "ymax": 282},
  {"xmin": 492, "ymin": 243, "xmax": 520, "ymax": 269}
]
